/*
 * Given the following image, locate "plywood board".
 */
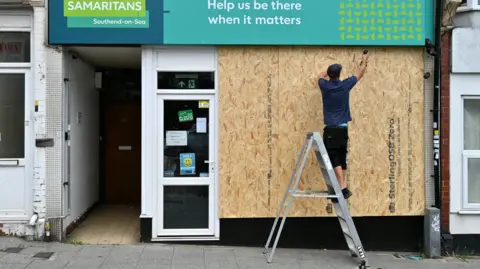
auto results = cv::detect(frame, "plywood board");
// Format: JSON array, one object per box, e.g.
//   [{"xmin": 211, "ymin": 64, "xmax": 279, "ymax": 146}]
[
  {"xmin": 218, "ymin": 46, "xmax": 425, "ymax": 218},
  {"xmin": 218, "ymin": 47, "xmax": 279, "ymax": 218}
]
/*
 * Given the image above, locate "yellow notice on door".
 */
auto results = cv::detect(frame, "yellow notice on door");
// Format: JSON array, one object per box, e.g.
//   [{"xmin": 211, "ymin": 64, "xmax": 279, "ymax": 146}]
[{"xmin": 199, "ymin": 100, "xmax": 209, "ymax": 109}]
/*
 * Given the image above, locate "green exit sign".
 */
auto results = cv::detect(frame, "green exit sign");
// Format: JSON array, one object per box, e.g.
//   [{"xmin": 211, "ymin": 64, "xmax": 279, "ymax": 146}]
[{"xmin": 175, "ymin": 78, "xmax": 198, "ymax": 89}]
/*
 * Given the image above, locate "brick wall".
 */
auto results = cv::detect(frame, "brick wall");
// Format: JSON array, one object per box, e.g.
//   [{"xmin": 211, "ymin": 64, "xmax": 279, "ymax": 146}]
[{"xmin": 440, "ymin": 31, "xmax": 451, "ymax": 233}]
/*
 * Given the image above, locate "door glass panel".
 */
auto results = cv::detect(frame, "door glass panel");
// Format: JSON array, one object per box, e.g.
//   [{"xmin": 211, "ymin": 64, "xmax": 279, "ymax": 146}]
[
  {"xmin": 164, "ymin": 185, "xmax": 209, "ymax": 229},
  {"xmin": 158, "ymin": 72, "xmax": 215, "ymax": 89},
  {"xmin": 464, "ymin": 99, "xmax": 480, "ymax": 150},
  {"xmin": 468, "ymin": 158, "xmax": 480, "ymax": 204},
  {"xmin": 163, "ymin": 100, "xmax": 209, "ymax": 177},
  {"xmin": 0, "ymin": 32, "xmax": 31, "ymax": 63},
  {"xmin": 0, "ymin": 74, "xmax": 25, "ymax": 159}
]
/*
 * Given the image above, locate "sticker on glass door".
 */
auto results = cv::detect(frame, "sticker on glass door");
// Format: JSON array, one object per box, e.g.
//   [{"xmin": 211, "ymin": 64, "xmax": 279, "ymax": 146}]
[{"xmin": 180, "ymin": 153, "xmax": 195, "ymax": 175}]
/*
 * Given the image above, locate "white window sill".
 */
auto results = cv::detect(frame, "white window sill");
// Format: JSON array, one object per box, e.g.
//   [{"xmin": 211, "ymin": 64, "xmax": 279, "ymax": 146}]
[
  {"xmin": 457, "ymin": 6, "xmax": 480, "ymax": 13},
  {"xmin": 457, "ymin": 210, "xmax": 480, "ymax": 215}
]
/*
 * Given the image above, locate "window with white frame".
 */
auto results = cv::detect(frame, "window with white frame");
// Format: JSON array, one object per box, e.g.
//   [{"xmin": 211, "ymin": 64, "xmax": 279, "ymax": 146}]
[
  {"xmin": 0, "ymin": 31, "xmax": 30, "ymax": 160},
  {"xmin": 0, "ymin": 31, "xmax": 30, "ymax": 63},
  {"xmin": 462, "ymin": 97, "xmax": 480, "ymax": 208},
  {"xmin": 459, "ymin": 0, "xmax": 480, "ymax": 9}
]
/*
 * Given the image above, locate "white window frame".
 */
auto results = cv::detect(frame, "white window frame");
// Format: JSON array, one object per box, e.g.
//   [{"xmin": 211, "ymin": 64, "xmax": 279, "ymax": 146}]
[
  {"xmin": 0, "ymin": 10, "xmax": 33, "ymax": 221},
  {"xmin": 461, "ymin": 95, "xmax": 480, "ymax": 210},
  {"xmin": 461, "ymin": 152, "xmax": 480, "ymax": 209},
  {"xmin": 0, "ymin": 11, "xmax": 32, "ymax": 69}
]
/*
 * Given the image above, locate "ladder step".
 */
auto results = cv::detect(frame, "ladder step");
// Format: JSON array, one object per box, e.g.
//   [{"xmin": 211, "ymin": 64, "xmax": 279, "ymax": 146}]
[
  {"xmin": 292, "ymin": 190, "xmax": 329, "ymax": 195},
  {"xmin": 290, "ymin": 190, "xmax": 339, "ymax": 198},
  {"xmin": 292, "ymin": 193, "xmax": 339, "ymax": 198}
]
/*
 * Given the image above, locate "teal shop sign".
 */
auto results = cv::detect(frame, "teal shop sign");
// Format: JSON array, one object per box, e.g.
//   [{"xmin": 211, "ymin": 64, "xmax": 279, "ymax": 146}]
[
  {"xmin": 163, "ymin": 0, "xmax": 434, "ymax": 45},
  {"xmin": 49, "ymin": 0, "xmax": 434, "ymax": 45}
]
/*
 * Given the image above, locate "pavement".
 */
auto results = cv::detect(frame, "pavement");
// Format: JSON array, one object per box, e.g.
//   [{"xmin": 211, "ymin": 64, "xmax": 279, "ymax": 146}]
[{"xmin": 0, "ymin": 236, "xmax": 479, "ymax": 269}]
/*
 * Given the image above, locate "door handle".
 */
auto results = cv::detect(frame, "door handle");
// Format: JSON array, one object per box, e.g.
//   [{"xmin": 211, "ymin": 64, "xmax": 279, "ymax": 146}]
[
  {"xmin": 204, "ymin": 160, "xmax": 215, "ymax": 164},
  {"xmin": 0, "ymin": 160, "xmax": 20, "ymax": 166}
]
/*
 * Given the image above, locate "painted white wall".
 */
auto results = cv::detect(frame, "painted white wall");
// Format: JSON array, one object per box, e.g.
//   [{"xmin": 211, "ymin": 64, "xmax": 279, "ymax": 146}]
[
  {"xmin": 31, "ymin": 6, "xmax": 47, "ymax": 239},
  {"xmin": 454, "ymin": 6, "xmax": 480, "ymax": 29},
  {"xmin": 63, "ymin": 53, "xmax": 99, "ymax": 229},
  {"xmin": 451, "ymin": 28, "xmax": 480, "ymax": 73}
]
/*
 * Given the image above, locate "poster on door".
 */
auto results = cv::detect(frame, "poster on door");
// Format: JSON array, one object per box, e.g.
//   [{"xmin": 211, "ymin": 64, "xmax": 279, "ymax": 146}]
[
  {"xmin": 178, "ymin": 109, "xmax": 194, "ymax": 122},
  {"xmin": 180, "ymin": 153, "xmax": 195, "ymax": 175}
]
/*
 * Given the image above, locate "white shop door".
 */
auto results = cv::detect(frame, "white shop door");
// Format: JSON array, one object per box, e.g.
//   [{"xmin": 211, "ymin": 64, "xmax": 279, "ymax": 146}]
[
  {"xmin": 0, "ymin": 69, "xmax": 32, "ymax": 220},
  {"xmin": 157, "ymin": 94, "xmax": 216, "ymax": 236}
]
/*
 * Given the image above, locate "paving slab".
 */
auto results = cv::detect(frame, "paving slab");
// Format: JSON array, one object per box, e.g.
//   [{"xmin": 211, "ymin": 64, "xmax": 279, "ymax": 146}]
[
  {"xmin": 24, "ymin": 250, "xmax": 79, "ymax": 269},
  {"xmin": 0, "ymin": 237, "xmax": 479, "ymax": 269}
]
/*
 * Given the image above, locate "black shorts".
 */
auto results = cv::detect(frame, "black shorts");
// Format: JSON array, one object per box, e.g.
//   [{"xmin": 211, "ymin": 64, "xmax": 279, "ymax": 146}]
[{"xmin": 323, "ymin": 126, "xmax": 349, "ymax": 170}]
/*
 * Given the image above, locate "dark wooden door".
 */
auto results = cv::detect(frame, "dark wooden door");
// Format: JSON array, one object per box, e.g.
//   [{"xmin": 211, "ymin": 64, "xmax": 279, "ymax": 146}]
[{"xmin": 105, "ymin": 102, "xmax": 141, "ymax": 204}]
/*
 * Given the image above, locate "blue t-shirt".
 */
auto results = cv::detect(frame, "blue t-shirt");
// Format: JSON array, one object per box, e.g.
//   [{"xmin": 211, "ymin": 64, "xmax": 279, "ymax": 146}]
[{"xmin": 318, "ymin": 76, "xmax": 358, "ymax": 126}]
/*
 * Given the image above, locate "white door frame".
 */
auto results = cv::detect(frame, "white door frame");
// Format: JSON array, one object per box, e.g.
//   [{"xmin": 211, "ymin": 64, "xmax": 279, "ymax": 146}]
[
  {"xmin": 451, "ymin": 76, "xmax": 480, "ymax": 213},
  {"xmin": 62, "ymin": 53, "xmax": 72, "ymax": 217},
  {"xmin": 143, "ymin": 46, "xmax": 220, "ymax": 241},
  {"xmin": 0, "ymin": 68, "xmax": 33, "ymax": 220},
  {"xmin": 156, "ymin": 94, "xmax": 216, "ymax": 236},
  {"xmin": 460, "ymin": 95, "xmax": 480, "ymax": 210}
]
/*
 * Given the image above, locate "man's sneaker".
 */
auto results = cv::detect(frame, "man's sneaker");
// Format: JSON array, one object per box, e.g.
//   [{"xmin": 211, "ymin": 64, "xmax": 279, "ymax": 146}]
[
  {"xmin": 342, "ymin": 188, "xmax": 353, "ymax": 199},
  {"xmin": 328, "ymin": 188, "xmax": 353, "ymax": 203}
]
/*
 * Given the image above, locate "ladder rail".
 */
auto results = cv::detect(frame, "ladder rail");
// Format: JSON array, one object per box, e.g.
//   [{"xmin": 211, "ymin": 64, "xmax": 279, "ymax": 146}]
[
  {"xmin": 311, "ymin": 132, "xmax": 368, "ymax": 263},
  {"xmin": 265, "ymin": 138, "xmax": 314, "ymax": 263},
  {"xmin": 263, "ymin": 136, "xmax": 309, "ymax": 253}
]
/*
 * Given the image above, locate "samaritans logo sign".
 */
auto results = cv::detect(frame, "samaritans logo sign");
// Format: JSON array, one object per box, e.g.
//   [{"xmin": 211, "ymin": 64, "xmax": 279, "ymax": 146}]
[
  {"xmin": 50, "ymin": 0, "xmax": 434, "ymax": 45},
  {"xmin": 64, "ymin": 0, "xmax": 149, "ymax": 28}
]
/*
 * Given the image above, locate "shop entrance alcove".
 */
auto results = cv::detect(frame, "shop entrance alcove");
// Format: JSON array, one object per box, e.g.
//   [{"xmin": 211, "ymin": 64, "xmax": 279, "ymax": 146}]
[
  {"xmin": 62, "ymin": 46, "xmax": 142, "ymax": 244},
  {"xmin": 61, "ymin": 46, "xmax": 220, "ymax": 244}
]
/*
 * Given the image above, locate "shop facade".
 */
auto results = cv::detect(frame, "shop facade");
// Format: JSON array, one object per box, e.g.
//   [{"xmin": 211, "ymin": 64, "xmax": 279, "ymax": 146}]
[
  {"xmin": 0, "ymin": 0, "xmax": 50, "ymax": 239},
  {"xmin": 41, "ymin": 0, "xmax": 439, "ymax": 250},
  {"xmin": 440, "ymin": 0, "xmax": 480, "ymax": 253}
]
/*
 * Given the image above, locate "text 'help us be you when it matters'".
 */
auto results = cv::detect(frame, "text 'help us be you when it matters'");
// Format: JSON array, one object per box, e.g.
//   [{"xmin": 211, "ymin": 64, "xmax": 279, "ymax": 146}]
[{"xmin": 207, "ymin": 0, "xmax": 302, "ymax": 25}]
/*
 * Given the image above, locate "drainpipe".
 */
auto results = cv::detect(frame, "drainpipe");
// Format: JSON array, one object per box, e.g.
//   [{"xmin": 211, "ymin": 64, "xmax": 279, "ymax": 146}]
[{"xmin": 432, "ymin": 0, "xmax": 443, "ymax": 210}]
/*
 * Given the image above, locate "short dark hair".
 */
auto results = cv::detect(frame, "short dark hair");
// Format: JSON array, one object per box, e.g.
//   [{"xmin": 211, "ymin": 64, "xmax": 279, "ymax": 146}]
[{"xmin": 327, "ymin": 64, "xmax": 342, "ymax": 78}]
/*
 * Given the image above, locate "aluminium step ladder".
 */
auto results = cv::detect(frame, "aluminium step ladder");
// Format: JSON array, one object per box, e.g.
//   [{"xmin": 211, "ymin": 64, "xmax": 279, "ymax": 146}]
[{"xmin": 262, "ymin": 132, "xmax": 369, "ymax": 268}]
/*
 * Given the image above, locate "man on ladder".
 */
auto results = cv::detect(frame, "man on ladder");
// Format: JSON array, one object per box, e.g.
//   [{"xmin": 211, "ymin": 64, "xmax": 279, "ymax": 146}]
[
  {"xmin": 263, "ymin": 50, "xmax": 371, "ymax": 269},
  {"xmin": 317, "ymin": 50, "xmax": 369, "ymax": 200}
]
